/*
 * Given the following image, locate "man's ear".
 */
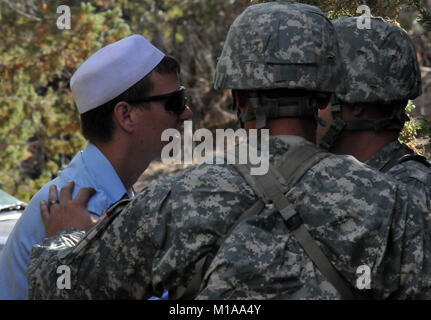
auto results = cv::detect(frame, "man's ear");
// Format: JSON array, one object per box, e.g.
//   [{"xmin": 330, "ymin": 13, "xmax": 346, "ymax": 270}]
[
  {"xmin": 351, "ymin": 104, "xmax": 366, "ymax": 117},
  {"xmin": 113, "ymin": 102, "xmax": 134, "ymax": 133}
]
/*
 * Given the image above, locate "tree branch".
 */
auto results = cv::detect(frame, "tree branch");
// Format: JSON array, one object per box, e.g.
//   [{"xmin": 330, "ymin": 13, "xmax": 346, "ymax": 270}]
[{"xmin": 1, "ymin": 0, "xmax": 41, "ymax": 21}]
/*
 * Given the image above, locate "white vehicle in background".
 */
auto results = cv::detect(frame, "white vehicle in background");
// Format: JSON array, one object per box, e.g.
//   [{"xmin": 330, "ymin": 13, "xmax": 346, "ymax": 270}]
[{"xmin": 0, "ymin": 189, "xmax": 26, "ymax": 259}]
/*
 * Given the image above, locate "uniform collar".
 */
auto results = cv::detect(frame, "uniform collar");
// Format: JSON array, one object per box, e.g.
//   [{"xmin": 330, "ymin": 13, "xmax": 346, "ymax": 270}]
[{"xmin": 366, "ymin": 140, "xmax": 407, "ymax": 171}]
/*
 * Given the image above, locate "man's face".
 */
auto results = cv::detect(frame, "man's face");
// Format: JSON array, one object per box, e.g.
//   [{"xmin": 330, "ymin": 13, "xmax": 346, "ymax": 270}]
[
  {"xmin": 315, "ymin": 105, "xmax": 333, "ymax": 146},
  {"xmin": 132, "ymin": 71, "xmax": 193, "ymax": 160}
]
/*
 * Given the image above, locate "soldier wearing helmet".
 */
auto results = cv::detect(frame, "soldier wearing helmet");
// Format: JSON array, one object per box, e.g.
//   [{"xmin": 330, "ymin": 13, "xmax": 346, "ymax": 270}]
[
  {"xmin": 214, "ymin": 0, "xmax": 346, "ymax": 131},
  {"xmin": 316, "ymin": 16, "xmax": 431, "ymax": 228},
  {"xmin": 315, "ymin": 18, "xmax": 431, "ymax": 298},
  {"xmin": 26, "ymin": 2, "xmax": 430, "ymax": 300},
  {"xmin": 197, "ymin": 3, "xmax": 430, "ymax": 299},
  {"xmin": 317, "ymin": 17, "xmax": 430, "ymax": 172}
]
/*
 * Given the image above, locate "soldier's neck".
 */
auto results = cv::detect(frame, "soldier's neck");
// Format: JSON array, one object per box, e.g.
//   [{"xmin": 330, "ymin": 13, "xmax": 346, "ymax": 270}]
[
  {"xmin": 331, "ymin": 130, "xmax": 399, "ymax": 162},
  {"xmin": 245, "ymin": 118, "xmax": 316, "ymax": 143}
]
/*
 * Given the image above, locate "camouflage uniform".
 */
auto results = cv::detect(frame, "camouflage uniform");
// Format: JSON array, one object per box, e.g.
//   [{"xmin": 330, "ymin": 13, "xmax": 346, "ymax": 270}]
[
  {"xmin": 197, "ymin": 8, "xmax": 431, "ymax": 299},
  {"xmin": 330, "ymin": 17, "xmax": 431, "ymax": 272},
  {"xmin": 318, "ymin": 16, "xmax": 422, "ymax": 151},
  {"xmin": 27, "ymin": 136, "xmax": 429, "ymax": 299},
  {"xmin": 367, "ymin": 140, "xmax": 431, "ymax": 194},
  {"xmin": 321, "ymin": 17, "xmax": 430, "ymax": 191},
  {"xmin": 26, "ymin": 2, "xmax": 430, "ymax": 300},
  {"xmin": 366, "ymin": 140, "xmax": 431, "ymax": 237}
]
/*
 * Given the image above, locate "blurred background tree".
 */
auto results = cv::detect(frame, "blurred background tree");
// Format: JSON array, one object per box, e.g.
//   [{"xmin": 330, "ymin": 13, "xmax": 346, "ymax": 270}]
[
  {"xmin": 0, "ymin": 0, "xmax": 131, "ymax": 200},
  {"xmin": 0, "ymin": 0, "xmax": 430, "ymax": 200}
]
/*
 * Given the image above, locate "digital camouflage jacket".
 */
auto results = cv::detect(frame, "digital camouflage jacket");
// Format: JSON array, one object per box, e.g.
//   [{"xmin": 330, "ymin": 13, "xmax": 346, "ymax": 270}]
[{"xmin": 367, "ymin": 140, "xmax": 431, "ymax": 193}]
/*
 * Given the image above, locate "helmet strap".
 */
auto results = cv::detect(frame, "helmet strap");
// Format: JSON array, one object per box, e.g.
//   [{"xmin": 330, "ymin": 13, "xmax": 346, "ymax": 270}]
[
  {"xmin": 248, "ymin": 92, "xmax": 267, "ymax": 129},
  {"xmin": 231, "ymin": 90, "xmax": 245, "ymax": 128},
  {"xmin": 318, "ymin": 99, "xmax": 407, "ymax": 150},
  {"xmin": 318, "ymin": 100, "xmax": 346, "ymax": 150}
]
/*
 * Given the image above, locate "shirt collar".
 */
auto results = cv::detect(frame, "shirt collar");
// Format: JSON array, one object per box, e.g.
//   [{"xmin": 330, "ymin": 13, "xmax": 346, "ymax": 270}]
[
  {"xmin": 366, "ymin": 140, "xmax": 405, "ymax": 171},
  {"xmin": 81, "ymin": 143, "xmax": 127, "ymax": 202}
]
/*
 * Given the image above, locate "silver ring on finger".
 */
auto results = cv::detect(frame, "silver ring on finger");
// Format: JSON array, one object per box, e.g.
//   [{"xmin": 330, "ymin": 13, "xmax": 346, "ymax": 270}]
[{"xmin": 48, "ymin": 199, "xmax": 60, "ymax": 210}]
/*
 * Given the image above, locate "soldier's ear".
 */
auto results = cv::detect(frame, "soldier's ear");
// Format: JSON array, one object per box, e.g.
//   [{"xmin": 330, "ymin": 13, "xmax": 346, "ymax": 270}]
[
  {"xmin": 351, "ymin": 104, "xmax": 367, "ymax": 117},
  {"xmin": 316, "ymin": 93, "xmax": 332, "ymax": 110},
  {"xmin": 316, "ymin": 99, "xmax": 329, "ymax": 110}
]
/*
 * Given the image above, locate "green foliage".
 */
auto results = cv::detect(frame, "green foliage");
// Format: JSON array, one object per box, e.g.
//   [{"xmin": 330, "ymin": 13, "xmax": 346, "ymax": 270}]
[
  {"xmin": 399, "ymin": 101, "xmax": 423, "ymax": 154},
  {"xmin": 0, "ymin": 0, "xmax": 252, "ymax": 201},
  {"xmin": 416, "ymin": 116, "xmax": 431, "ymax": 159},
  {"xmin": 0, "ymin": 1, "xmax": 131, "ymax": 201},
  {"xmin": 402, "ymin": 0, "xmax": 431, "ymax": 30}
]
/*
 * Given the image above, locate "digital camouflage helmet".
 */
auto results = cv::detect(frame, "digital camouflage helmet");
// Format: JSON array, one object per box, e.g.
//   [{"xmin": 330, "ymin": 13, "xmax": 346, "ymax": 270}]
[
  {"xmin": 214, "ymin": 0, "xmax": 347, "ymax": 129},
  {"xmin": 334, "ymin": 16, "xmax": 421, "ymax": 104},
  {"xmin": 318, "ymin": 16, "xmax": 422, "ymax": 150}
]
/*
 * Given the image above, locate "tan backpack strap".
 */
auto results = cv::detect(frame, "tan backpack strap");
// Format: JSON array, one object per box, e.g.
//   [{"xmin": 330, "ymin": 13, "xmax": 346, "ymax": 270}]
[{"xmin": 277, "ymin": 143, "xmax": 332, "ymax": 188}]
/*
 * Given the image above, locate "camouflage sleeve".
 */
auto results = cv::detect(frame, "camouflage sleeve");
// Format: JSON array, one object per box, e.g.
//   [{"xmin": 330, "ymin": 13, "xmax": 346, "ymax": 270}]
[
  {"xmin": 27, "ymin": 163, "xmax": 256, "ymax": 299},
  {"xmin": 27, "ymin": 229, "xmax": 86, "ymax": 299},
  {"xmin": 387, "ymin": 161, "xmax": 431, "ymax": 200},
  {"xmin": 382, "ymin": 182, "xmax": 431, "ymax": 299},
  {"xmin": 380, "ymin": 162, "xmax": 431, "ymax": 298}
]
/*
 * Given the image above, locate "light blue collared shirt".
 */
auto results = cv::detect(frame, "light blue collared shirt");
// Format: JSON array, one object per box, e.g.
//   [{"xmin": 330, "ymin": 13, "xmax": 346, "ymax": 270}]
[{"xmin": 0, "ymin": 143, "xmax": 128, "ymax": 299}]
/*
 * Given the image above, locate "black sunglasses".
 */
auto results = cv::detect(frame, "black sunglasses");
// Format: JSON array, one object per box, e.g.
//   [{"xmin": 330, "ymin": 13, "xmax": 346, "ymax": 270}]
[{"xmin": 128, "ymin": 86, "xmax": 187, "ymax": 115}]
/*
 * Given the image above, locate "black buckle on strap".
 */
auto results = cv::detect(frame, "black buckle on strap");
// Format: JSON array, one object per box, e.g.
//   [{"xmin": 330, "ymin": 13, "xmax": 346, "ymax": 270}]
[
  {"xmin": 318, "ymin": 118, "xmax": 346, "ymax": 150},
  {"xmin": 284, "ymin": 214, "xmax": 303, "ymax": 231}
]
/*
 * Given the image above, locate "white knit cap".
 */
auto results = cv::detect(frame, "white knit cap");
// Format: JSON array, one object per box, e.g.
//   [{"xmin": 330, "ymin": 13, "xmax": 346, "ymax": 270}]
[{"xmin": 70, "ymin": 34, "xmax": 165, "ymax": 114}]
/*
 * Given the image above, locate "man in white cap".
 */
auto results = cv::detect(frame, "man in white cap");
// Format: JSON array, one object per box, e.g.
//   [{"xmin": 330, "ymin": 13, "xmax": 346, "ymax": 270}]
[{"xmin": 0, "ymin": 34, "xmax": 192, "ymax": 299}]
